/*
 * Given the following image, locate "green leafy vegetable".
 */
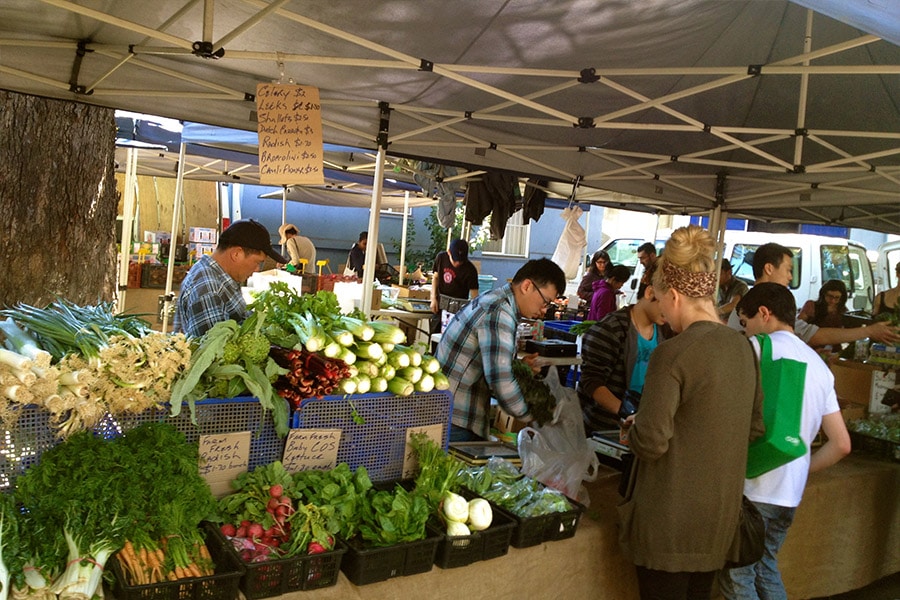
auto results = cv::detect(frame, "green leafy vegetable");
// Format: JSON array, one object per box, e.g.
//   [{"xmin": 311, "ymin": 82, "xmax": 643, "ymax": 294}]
[{"xmin": 512, "ymin": 359, "xmax": 557, "ymax": 426}]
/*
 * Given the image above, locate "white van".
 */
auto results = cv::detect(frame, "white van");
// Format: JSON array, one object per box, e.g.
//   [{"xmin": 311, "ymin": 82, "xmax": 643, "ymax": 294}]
[
  {"xmin": 601, "ymin": 232, "xmax": 876, "ymax": 312},
  {"xmin": 876, "ymin": 240, "xmax": 900, "ymax": 294}
]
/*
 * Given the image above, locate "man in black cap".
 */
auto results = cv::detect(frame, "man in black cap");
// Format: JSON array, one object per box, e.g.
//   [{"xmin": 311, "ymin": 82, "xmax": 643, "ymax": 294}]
[
  {"xmin": 430, "ymin": 239, "xmax": 479, "ymax": 334},
  {"xmin": 175, "ymin": 219, "xmax": 287, "ymax": 337}
]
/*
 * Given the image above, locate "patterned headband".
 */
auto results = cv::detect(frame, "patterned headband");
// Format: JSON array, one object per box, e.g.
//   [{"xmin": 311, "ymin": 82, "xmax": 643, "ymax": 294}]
[{"xmin": 662, "ymin": 260, "xmax": 718, "ymax": 298}]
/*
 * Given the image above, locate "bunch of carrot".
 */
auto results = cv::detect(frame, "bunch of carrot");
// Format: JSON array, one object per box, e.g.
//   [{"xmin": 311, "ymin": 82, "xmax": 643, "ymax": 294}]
[{"xmin": 117, "ymin": 536, "xmax": 215, "ymax": 585}]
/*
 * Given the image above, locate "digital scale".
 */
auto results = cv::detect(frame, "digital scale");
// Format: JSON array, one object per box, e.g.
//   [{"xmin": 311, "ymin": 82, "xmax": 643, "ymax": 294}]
[
  {"xmin": 398, "ymin": 299, "xmax": 433, "ymax": 313},
  {"xmin": 449, "ymin": 441, "xmax": 521, "ymax": 466},
  {"xmin": 587, "ymin": 430, "xmax": 632, "ymax": 471}
]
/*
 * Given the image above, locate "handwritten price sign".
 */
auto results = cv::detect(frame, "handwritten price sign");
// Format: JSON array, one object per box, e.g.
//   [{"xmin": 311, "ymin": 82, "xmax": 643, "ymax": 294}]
[
  {"xmin": 198, "ymin": 432, "xmax": 251, "ymax": 497},
  {"xmin": 282, "ymin": 429, "xmax": 341, "ymax": 473},
  {"xmin": 256, "ymin": 83, "xmax": 324, "ymax": 185},
  {"xmin": 401, "ymin": 423, "xmax": 445, "ymax": 479}
]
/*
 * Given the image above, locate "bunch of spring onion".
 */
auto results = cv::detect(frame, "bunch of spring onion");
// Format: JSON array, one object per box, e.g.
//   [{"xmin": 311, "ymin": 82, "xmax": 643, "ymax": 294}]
[
  {"xmin": 0, "ymin": 312, "xmax": 192, "ymax": 437},
  {"xmin": 0, "ymin": 318, "xmax": 57, "ymax": 429},
  {"xmin": 0, "ymin": 299, "xmax": 154, "ymax": 363}
]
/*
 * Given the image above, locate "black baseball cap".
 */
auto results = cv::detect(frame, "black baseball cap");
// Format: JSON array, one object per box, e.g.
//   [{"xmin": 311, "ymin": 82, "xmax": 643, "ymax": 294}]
[
  {"xmin": 219, "ymin": 219, "xmax": 288, "ymax": 264},
  {"xmin": 449, "ymin": 239, "xmax": 469, "ymax": 262}
]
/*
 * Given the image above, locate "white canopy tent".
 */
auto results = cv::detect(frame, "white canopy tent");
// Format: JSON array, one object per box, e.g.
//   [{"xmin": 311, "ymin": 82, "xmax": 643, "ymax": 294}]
[{"xmin": 3, "ymin": 1, "xmax": 900, "ymax": 306}]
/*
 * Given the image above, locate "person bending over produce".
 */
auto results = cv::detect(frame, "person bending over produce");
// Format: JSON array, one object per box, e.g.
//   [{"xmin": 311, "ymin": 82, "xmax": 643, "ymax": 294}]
[
  {"xmin": 436, "ymin": 258, "xmax": 567, "ymax": 441},
  {"xmin": 719, "ymin": 283, "xmax": 850, "ymax": 600},
  {"xmin": 578, "ymin": 265, "xmax": 670, "ymax": 434},
  {"xmin": 175, "ymin": 220, "xmax": 287, "ymax": 338},
  {"xmin": 277, "ymin": 222, "xmax": 317, "ymax": 274},
  {"xmin": 618, "ymin": 225, "xmax": 764, "ymax": 599}
]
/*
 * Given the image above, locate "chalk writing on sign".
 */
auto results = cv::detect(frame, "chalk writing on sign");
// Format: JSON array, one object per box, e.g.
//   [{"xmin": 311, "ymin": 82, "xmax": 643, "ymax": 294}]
[
  {"xmin": 256, "ymin": 83, "xmax": 324, "ymax": 185},
  {"xmin": 283, "ymin": 429, "xmax": 341, "ymax": 472}
]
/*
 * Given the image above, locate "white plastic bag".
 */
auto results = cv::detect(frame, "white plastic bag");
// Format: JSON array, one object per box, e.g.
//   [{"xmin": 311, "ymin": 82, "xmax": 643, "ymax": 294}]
[
  {"xmin": 517, "ymin": 367, "xmax": 599, "ymax": 506},
  {"xmin": 550, "ymin": 206, "xmax": 587, "ymax": 280}
]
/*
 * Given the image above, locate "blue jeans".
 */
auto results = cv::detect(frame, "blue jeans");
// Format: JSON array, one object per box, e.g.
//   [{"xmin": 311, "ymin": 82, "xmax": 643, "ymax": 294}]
[{"xmin": 719, "ymin": 501, "xmax": 796, "ymax": 600}]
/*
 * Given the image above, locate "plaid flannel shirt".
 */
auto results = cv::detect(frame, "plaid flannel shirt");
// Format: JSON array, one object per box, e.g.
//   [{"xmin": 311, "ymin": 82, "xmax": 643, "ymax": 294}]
[
  {"xmin": 174, "ymin": 255, "xmax": 248, "ymax": 337},
  {"xmin": 436, "ymin": 283, "xmax": 530, "ymax": 438}
]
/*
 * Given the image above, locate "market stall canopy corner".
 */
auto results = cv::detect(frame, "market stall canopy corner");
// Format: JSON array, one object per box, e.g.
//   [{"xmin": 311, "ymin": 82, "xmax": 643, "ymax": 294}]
[{"xmin": 1, "ymin": 0, "xmax": 899, "ymax": 232}]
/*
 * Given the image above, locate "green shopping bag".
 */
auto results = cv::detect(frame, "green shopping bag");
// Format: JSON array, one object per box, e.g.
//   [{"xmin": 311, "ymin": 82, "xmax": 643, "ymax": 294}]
[{"xmin": 746, "ymin": 333, "xmax": 808, "ymax": 479}]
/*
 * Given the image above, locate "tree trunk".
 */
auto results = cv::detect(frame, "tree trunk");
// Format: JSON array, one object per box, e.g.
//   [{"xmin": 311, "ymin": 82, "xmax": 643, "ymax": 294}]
[{"xmin": 0, "ymin": 91, "xmax": 118, "ymax": 307}]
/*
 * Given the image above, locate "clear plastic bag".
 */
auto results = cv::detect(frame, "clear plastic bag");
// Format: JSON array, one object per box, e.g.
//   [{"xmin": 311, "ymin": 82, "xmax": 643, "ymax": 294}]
[{"xmin": 517, "ymin": 368, "xmax": 599, "ymax": 506}]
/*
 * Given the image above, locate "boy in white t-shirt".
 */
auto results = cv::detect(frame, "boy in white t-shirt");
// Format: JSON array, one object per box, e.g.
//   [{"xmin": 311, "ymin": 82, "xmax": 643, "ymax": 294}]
[{"xmin": 720, "ymin": 282, "xmax": 851, "ymax": 600}]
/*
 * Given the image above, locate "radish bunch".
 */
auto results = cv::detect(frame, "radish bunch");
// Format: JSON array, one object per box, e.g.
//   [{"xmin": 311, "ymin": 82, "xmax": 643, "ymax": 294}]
[{"xmin": 218, "ymin": 462, "xmax": 338, "ymax": 561}]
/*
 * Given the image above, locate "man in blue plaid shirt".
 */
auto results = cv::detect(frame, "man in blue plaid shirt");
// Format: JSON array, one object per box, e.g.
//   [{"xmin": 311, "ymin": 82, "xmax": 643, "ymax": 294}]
[
  {"xmin": 436, "ymin": 258, "xmax": 567, "ymax": 440},
  {"xmin": 175, "ymin": 219, "xmax": 287, "ymax": 337}
]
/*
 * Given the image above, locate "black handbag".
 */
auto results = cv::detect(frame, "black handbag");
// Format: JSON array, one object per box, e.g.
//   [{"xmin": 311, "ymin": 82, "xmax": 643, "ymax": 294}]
[{"xmin": 725, "ymin": 495, "xmax": 766, "ymax": 568}]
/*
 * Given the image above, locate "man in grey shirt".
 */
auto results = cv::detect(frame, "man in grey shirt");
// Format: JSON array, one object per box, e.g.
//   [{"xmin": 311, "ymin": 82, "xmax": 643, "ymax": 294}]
[{"xmin": 727, "ymin": 243, "xmax": 899, "ymax": 346}]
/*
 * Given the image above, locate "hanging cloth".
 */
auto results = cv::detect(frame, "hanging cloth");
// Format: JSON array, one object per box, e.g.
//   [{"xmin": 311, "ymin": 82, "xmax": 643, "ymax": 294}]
[
  {"xmin": 522, "ymin": 178, "xmax": 548, "ymax": 223},
  {"xmin": 464, "ymin": 171, "xmax": 519, "ymax": 239},
  {"xmin": 551, "ymin": 206, "xmax": 587, "ymax": 279}
]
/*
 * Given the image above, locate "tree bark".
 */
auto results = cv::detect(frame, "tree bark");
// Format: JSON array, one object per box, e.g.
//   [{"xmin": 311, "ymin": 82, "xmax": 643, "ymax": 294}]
[{"xmin": 0, "ymin": 91, "xmax": 118, "ymax": 307}]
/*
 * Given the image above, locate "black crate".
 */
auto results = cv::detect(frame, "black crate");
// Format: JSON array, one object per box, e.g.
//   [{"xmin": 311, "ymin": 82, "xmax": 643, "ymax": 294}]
[
  {"xmin": 340, "ymin": 533, "xmax": 440, "ymax": 586},
  {"xmin": 489, "ymin": 496, "xmax": 584, "ymax": 549},
  {"xmin": 107, "ymin": 525, "xmax": 243, "ymax": 600},
  {"xmin": 438, "ymin": 295, "xmax": 470, "ymax": 314},
  {"xmin": 849, "ymin": 431, "xmax": 900, "ymax": 463},
  {"xmin": 207, "ymin": 523, "xmax": 345, "ymax": 598},
  {"xmin": 431, "ymin": 502, "xmax": 516, "ymax": 569}
]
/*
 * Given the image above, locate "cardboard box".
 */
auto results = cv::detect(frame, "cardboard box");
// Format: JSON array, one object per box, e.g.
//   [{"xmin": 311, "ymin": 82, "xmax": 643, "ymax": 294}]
[
  {"xmin": 830, "ymin": 359, "xmax": 878, "ymax": 406},
  {"xmin": 127, "ymin": 262, "xmax": 143, "ymax": 288},
  {"xmin": 494, "ymin": 407, "xmax": 528, "ymax": 435},
  {"xmin": 393, "ymin": 284, "xmax": 431, "ymax": 300},
  {"xmin": 188, "ymin": 227, "xmax": 218, "ymax": 243},
  {"xmin": 187, "ymin": 242, "xmax": 215, "ymax": 260}
]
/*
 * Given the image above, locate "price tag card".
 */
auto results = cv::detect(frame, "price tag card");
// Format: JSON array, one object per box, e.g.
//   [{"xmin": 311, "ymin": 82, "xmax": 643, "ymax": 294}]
[
  {"xmin": 402, "ymin": 423, "xmax": 445, "ymax": 479},
  {"xmin": 199, "ymin": 432, "xmax": 251, "ymax": 498},
  {"xmin": 282, "ymin": 429, "xmax": 341, "ymax": 473}
]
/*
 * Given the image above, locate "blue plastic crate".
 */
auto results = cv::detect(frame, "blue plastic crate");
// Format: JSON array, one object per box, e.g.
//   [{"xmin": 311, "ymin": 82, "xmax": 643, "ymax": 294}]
[
  {"xmin": 543, "ymin": 320, "xmax": 582, "ymax": 343},
  {"xmin": 2, "ymin": 397, "xmax": 287, "ymax": 493},
  {"xmin": 291, "ymin": 391, "xmax": 452, "ymax": 482}
]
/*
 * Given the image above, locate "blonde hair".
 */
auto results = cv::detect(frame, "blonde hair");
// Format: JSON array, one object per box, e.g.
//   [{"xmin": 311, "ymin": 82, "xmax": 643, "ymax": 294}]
[{"xmin": 652, "ymin": 225, "xmax": 717, "ymax": 299}]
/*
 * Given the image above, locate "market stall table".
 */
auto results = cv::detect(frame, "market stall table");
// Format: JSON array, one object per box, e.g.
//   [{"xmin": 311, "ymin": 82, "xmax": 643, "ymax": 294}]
[{"xmin": 275, "ymin": 454, "xmax": 898, "ymax": 600}]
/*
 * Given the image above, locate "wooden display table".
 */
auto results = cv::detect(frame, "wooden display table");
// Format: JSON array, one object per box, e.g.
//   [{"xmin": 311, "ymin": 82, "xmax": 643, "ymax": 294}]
[{"xmin": 278, "ymin": 454, "xmax": 898, "ymax": 600}]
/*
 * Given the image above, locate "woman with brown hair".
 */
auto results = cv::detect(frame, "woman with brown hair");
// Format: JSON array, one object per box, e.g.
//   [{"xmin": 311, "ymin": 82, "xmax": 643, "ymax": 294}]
[
  {"xmin": 577, "ymin": 249, "xmax": 610, "ymax": 302},
  {"xmin": 618, "ymin": 225, "xmax": 764, "ymax": 600}
]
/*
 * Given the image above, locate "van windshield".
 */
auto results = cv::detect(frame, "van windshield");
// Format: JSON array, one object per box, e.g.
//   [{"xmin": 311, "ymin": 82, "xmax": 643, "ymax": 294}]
[{"xmin": 731, "ymin": 243, "xmax": 802, "ymax": 289}]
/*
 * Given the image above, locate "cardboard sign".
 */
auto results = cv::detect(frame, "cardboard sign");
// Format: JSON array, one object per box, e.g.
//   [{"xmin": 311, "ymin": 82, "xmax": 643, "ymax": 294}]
[
  {"xmin": 402, "ymin": 423, "xmax": 445, "ymax": 479},
  {"xmin": 199, "ymin": 432, "xmax": 251, "ymax": 497},
  {"xmin": 282, "ymin": 428, "xmax": 341, "ymax": 472},
  {"xmin": 256, "ymin": 83, "xmax": 324, "ymax": 185}
]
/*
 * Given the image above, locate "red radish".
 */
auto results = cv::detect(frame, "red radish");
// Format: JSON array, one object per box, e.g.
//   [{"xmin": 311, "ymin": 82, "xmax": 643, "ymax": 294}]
[
  {"xmin": 266, "ymin": 497, "xmax": 280, "ymax": 513},
  {"xmin": 247, "ymin": 523, "xmax": 265, "ymax": 539},
  {"xmin": 307, "ymin": 541, "xmax": 326, "ymax": 555},
  {"xmin": 240, "ymin": 519, "xmax": 252, "ymax": 527},
  {"xmin": 220, "ymin": 523, "xmax": 237, "ymax": 537},
  {"xmin": 269, "ymin": 484, "xmax": 283, "ymax": 498},
  {"xmin": 235, "ymin": 526, "xmax": 247, "ymax": 538}
]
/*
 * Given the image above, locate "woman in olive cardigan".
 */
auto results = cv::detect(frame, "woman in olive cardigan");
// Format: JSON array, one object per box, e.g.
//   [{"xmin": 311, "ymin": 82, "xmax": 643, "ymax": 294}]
[{"xmin": 618, "ymin": 226, "xmax": 764, "ymax": 600}]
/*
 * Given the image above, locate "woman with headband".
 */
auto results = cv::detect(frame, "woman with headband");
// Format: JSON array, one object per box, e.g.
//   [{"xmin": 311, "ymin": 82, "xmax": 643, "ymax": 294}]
[{"xmin": 617, "ymin": 225, "xmax": 765, "ymax": 600}]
